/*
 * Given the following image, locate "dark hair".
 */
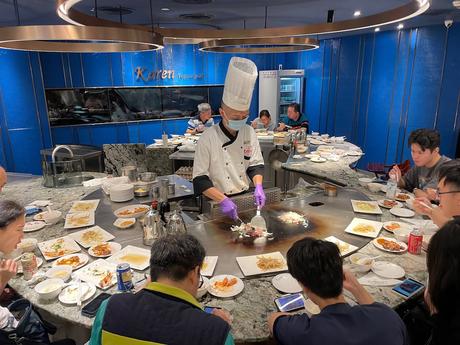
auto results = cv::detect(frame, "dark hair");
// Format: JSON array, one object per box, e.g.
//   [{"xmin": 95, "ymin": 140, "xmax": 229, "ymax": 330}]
[
  {"xmin": 408, "ymin": 129, "xmax": 440, "ymax": 152},
  {"xmin": 149, "ymin": 234, "xmax": 205, "ymax": 281},
  {"xmin": 259, "ymin": 109, "xmax": 271, "ymax": 119},
  {"xmin": 438, "ymin": 159, "xmax": 460, "ymax": 189},
  {"xmin": 287, "ymin": 237, "xmax": 343, "ymax": 298},
  {"xmin": 288, "ymin": 102, "xmax": 301, "ymax": 114},
  {"xmin": 427, "ymin": 220, "xmax": 460, "ymax": 320},
  {"xmin": 0, "ymin": 200, "xmax": 25, "ymax": 229}
]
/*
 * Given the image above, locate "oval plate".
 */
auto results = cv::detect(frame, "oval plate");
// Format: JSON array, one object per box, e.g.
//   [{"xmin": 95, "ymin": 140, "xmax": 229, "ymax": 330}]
[
  {"xmin": 24, "ymin": 221, "xmax": 46, "ymax": 232},
  {"xmin": 114, "ymin": 205, "xmax": 150, "ymax": 218},
  {"xmin": 390, "ymin": 208, "xmax": 415, "ymax": 218},
  {"xmin": 88, "ymin": 242, "xmax": 122, "ymax": 258},
  {"xmin": 272, "ymin": 273, "xmax": 302, "ymax": 294},
  {"xmin": 207, "ymin": 275, "xmax": 244, "ymax": 298},
  {"xmin": 52, "ymin": 253, "xmax": 89, "ymax": 270}
]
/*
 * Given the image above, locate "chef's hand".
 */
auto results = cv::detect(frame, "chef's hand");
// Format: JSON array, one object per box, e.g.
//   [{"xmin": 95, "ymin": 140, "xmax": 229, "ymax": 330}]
[
  {"xmin": 0, "ymin": 259, "xmax": 18, "ymax": 290},
  {"xmin": 254, "ymin": 184, "xmax": 266, "ymax": 207},
  {"xmin": 219, "ymin": 197, "xmax": 238, "ymax": 220}
]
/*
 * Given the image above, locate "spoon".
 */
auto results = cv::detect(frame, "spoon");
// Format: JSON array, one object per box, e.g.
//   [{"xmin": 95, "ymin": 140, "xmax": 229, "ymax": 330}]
[{"xmin": 249, "ymin": 205, "xmax": 267, "ymax": 230}]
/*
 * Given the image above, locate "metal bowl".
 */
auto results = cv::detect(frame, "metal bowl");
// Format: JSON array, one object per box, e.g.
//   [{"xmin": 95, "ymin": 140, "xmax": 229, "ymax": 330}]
[
  {"xmin": 134, "ymin": 186, "xmax": 150, "ymax": 197},
  {"xmin": 140, "ymin": 172, "xmax": 156, "ymax": 182}
]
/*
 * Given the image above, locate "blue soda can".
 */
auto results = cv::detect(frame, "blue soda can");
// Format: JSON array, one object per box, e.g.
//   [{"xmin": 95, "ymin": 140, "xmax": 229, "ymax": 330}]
[{"xmin": 116, "ymin": 263, "xmax": 133, "ymax": 291}]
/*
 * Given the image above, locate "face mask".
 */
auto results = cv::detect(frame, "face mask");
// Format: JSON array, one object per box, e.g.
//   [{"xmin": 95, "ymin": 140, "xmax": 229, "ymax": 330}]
[{"xmin": 227, "ymin": 118, "xmax": 247, "ymax": 131}]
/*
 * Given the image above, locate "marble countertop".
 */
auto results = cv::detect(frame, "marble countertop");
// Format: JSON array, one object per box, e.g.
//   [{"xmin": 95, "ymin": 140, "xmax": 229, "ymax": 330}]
[{"xmin": 2, "ymin": 172, "xmax": 428, "ymax": 342}]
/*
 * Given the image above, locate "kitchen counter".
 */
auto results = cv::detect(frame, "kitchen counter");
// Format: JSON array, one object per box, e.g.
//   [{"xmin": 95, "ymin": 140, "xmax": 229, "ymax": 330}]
[{"xmin": 3, "ymin": 172, "xmax": 428, "ymax": 343}]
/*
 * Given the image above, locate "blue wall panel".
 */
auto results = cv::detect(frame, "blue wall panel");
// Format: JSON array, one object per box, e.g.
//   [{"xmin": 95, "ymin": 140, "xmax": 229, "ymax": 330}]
[
  {"xmin": 68, "ymin": 54, "xmax": 84, "ymax": 88},
  {"xmin": 41, "ymin": 53, "xmax": 66, "ymax": 89},
  {"xmin": 8, "ymin": 129, "xmax": 42, "ymax": 174},
  {"xmin": 137, "ymin": 121, "xmax": 162, "ymax": 145},
  {"xmin": 81, "ymin": 54, "xmax": 113, "ymax": 87}
]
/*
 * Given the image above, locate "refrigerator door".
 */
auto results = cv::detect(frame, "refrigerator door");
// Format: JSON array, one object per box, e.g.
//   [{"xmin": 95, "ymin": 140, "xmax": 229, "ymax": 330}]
[
  {"xmin": 279, "ymin": 77, "xmax": 302, "ymax": 119},
  {"xmin": 258, "ymin": 70, "xmax": 280, "ymax": 124}
]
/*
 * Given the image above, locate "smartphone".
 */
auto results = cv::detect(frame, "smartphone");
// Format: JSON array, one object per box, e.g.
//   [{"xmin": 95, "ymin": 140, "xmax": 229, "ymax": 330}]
[
  {"xmin": 274, "ymin": 293, "xmax": 305, "ymax": 312},
  {"xmin": 392, "ymin": 278, "xmax": 425, "ymax": 299},
  {"xmin": 204, "ymin": 306, "xmax": 215, "ymax": 314},
  {"xmin": 81, "ymin": 293, "xmax": 111, "ymax": 318}
]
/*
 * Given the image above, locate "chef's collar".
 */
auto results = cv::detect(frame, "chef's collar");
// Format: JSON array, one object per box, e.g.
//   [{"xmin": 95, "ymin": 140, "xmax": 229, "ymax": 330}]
[{"xmin": 219, "ymin": 121, "xmax": 239, "ymax": 148}]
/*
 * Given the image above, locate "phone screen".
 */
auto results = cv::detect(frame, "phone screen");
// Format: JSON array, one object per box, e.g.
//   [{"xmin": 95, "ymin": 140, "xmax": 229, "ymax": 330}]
[
  {"xmin": 275, "ymin": 293, "xmax": 305, "ymax": 312},
  {"xmin": 204, "ymin": 307, "xmax": 215, "ymax": 314},
  {"xmin": 392, "ymin": 278, "xmax": 424, "ymax": 298}
]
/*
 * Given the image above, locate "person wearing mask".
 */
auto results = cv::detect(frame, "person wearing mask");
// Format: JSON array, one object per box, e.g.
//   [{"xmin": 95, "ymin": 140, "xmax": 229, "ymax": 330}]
[
  {"xmin": 389, "ymin": 129, "xmax": 450, "ymax": 200},
  {"xmin": 276, "ymin": 103, "xmax": 309, "ymax": 132},
  {"xmin": 193, "ymin": 57, "xmax": 265, "ymax": 220},
  {"xmin": 0, "ymin": 167, "xmax": 7, "ymax": 192},
  {"xmin": 186, "ymin": 103, "xmax": 215, "ymax": 134},
  {"xmin": 413, "ymin": 159, "xmax": 460, "ymax": 228},
  {"xmin": 90, "ymin": 234, "xmax": 234, "ymax": 345},
  {"xmin": 0, "ymin": 201, "xmax": 24, "ymax": 330},
  {"xmin": 268, "ymin": 237, "xmax": 408, "ymax": 345},
  {"xmin": 424, "ymin": 220, "xmax": 460, "ymax": 344},
  {"xmin": 251, "ymin": 110, "xmax": 275, "ymax": 131}
]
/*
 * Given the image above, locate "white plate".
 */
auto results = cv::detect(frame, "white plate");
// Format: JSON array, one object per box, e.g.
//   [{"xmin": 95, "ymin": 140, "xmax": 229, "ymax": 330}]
[
  {"xmin": 74, "ymin": 259, "xmax": 117, "ymax": 290},
  {"xmin": 69, "ymin": 226, "xmax": 115, "ymax": 248},
  {"xmin": 377, "ymin": 199, "xmax": 403, "ymax": 209},
  {"xmin": 107, "ymin": 245, "xmax": 150, "ymax": 271},
  {"xmin": 69, "ymin": 199, "xmax": 100, "ymax": 213},
  {"xmin": 17, "ymin": 257, "xmax": 43, "ymax": 274},
  {"xmin": 323, "ymin": 236, "xmax": 358, "ymax": 256},
  {"xmin": 304, "ymin": 154, "xmax": 319, "ymax": 159},
  {"xmin": 114, "ymin": 204, "xmax": 150, "ymax": 218},
  {"xmin": 113, "ymin": 218, "xmax": 136, "ymax": 229},
  {"xmin": 382, "ymin": 221, "xmax": 413, "ymax": 233},
  {"xmin": 38, "ymin": 236, "xmax": 81, "ymax": 261},
  {"xmin": 272, "ymin": 273, "xmax": 302, "ymax": 294},
  {"xmin": 52, "ymin": 253, "xmax": 89, "ymax": 270},
  {"xmin": 201, "ymin": 256, "xmax": 218, "ymax": 277},
  {"xmin": 236, "ymin": 252, "xmax": 288, "ymax": 276},
  {"xmin": 372, "ymin": 237, "xmax": 408, "ymax": 253},
  {"xmin": 371, "ymin": 261, "xmax": 405, "ymax": 279},
  {"xmin": 390, "ymin": 208, "xmax": 415, "ymax": 218},
  {"xmin": 347, "ymin": 151, "xmax": 363, "ymax": 156},
  {"xmin": 24, "ymin": 221, "xmax": 46, "ymax": 233},
  {"xmin": 207, "ymin": 275, "xmax": 244, "ymax": 298},
  {"xmin": 88, "ymin": 242, "xmax": 122, "ymax": 258},
  {"xmin": 350, "ymin": 200, "xmax": 382, "ymax": 215},
  {"xmin": 310, "ymin": 157, "xmax": 327, "ymax": 163},
  {"xmin": 309, "ymin": 139, "xmax": 324, "ymax": 145},
  {"xmin": 33, "ymin": 212, "xmax": 46, "ymax": 221},
  {"xmin": 394, "ymin": 193, "xmax": 413, "ymax": 202},
  {"xmin": 64, "ymin": 211, "xmax": 95, "ymax": 229},
  {"xmin": 58, "ymin": 282, "xmax": 97, "ymax": 304},
  {"xmin": 344, "ymin": 218, "xmax": 383, "ymax": 238}
]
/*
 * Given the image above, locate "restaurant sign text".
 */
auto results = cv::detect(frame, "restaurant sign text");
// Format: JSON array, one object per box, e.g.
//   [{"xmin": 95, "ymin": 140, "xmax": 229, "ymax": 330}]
[{"xmin": 135, "ymin": 67, "xmax": 204, "ymax": 81}]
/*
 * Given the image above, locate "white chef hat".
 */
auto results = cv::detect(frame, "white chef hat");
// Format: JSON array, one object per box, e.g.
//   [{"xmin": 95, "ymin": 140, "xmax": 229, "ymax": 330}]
[{"xmin": 222, "ymin": 57, "xmax": 258, "ymax": 112}]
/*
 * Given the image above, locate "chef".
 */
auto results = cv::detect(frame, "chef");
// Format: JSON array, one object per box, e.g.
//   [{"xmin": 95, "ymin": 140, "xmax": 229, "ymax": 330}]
[{"xmin": 192, "ymin": 57, "xmax": 265, "ymax": 220}]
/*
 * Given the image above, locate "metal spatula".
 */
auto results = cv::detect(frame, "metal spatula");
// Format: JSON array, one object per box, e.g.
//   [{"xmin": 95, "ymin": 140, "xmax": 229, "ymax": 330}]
[{"xmin": 250, "ymin": 205, "xmax": 267, "ymax": 230}]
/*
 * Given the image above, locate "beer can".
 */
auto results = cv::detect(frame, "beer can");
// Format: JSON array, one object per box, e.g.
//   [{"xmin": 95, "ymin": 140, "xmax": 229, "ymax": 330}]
[
  {"xmin": 116, "ymin": 263, "xmax": 133, "ymax": 291},
  {"xmin": 21, "ymin": 253, "xmax": 38, "ymax": 281},
  {"xmin": 408, "ymin": 229, "xmax": 423, "ymax": 255}
]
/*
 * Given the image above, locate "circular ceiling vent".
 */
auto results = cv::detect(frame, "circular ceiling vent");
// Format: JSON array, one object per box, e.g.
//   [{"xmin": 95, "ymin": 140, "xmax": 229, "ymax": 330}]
[
  {"xmin": 97, "ymin": 6, "xmax": 134, "ymax": 16},
  {"xmin": 173, "ymin": 0, "xmax": 213, "ymax": 4},
  {"xmin": 179, "ymin": 13, "xmax": 214, "ymax": 21}
]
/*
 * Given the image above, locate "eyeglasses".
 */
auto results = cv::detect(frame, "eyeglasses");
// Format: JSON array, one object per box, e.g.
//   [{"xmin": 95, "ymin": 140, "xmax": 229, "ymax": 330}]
[{"xmin": 435, "ymin": 189, "xmax": 460, "ymax": 198}]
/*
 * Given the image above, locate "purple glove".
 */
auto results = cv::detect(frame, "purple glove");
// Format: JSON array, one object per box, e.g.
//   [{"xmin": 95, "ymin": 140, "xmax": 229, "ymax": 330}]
[
  {"xmin": 220, "ymin": 197, "xmax": 238, "ymax": 220},
  {"xmin": 254, "ymin": 184, "xmax": 266, "ymax": 207}
]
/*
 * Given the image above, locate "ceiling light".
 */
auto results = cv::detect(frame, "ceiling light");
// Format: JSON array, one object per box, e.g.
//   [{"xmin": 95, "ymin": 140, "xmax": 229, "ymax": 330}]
[
  {"xmin": 397, "ymin": 23, "xmax": 404, "ymax": 29},
  {"xmin": 453, "ymin": 1, "xmax": 460, "ymax": 9},
  {"xmin": 161, "ymin": 8, "xmax": 171, "ymax": 11},
  {"xmin": 375, "ymin": 27, "xmax": 380, "ymax": 32},
  {"xmin": 199, "ymin": 37, "xmax": 320, "ymax": 53},
  {"xmin": 354, "ymin": 11, "xmax": 361, "ymax": 17}
]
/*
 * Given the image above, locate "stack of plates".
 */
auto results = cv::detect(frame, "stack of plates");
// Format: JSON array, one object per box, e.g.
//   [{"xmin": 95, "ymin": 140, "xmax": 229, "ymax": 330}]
[{"xmin": 110, "ymin": 184, "xmax": 134, "ymax": 202}]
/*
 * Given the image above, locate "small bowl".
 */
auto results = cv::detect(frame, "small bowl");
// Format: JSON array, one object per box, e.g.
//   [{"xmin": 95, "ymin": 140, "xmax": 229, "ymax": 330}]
[
  {"xmin": 349, "ymin": 253, "xmax": 373, "ymax": 272},
  {"xmin": 45, "ymin": 265, "xmax": 73, "ymax": 282},
  {"xmin": 35, "ymin": 278, "xmax": 65, "ymax": 300},
  {"xmin": 197, "ymin": 276, "xmax": 210, "ymax": 299},
  {"xmin": 405, "ymin": 198, "xmax": 415, "ymax": 210},
  {"xmin": 113, "ymin": 217, "xmax": 136, "ymax": 229},
  {"xmin": 358, "ymin": 177, "xmax": 373, "ymax": 187},
  {"xmin": 367, "ymin": 182, "xmax": 382, "ymax": 193},
  {"xmin": 42, "ymin": 210, "xmax": 62, "ymax": 225},
  {"xmin": 139, "ymin": 172, "xmax": 156, "ymax": 182},
  {"xmin": 17, "ymin": 238, "xmax": 38, "ymax": 252},
  {"xmin": 393, "ymin": 228, "xmax": 412, "ymax": 243}
]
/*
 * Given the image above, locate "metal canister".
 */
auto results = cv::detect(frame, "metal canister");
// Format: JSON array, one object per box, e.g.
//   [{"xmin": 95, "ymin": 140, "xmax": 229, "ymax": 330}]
[
  {"xmin": 116, "ymin": 263, "xmax": 133, "ymax": 291},
  {"xmin": 21, "ymin": 253, "xmax": 38, "ymax": 281},
  {"xmin": 168, "ymin": 183, "xmax": 175, "ymax": 195},
  {"xmin": 408, "ymin": 228, "xmax": 423, "ymax": 255}
]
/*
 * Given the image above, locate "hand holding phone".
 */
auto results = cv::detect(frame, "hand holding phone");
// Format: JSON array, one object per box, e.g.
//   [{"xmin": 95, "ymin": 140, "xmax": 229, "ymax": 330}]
[{"xmin": 274, "ymin": 293, "xmax": 305, "ymax": 312}]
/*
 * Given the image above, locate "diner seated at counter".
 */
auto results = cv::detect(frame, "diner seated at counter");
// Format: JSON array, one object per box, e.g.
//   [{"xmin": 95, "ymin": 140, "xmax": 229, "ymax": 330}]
[
  {"xmin": 90, "ymin": 234, "xmax": 234, "ymax": 345},
  {"xmin": 268, "ymin": 237, "xmax": 408, "ymax": 345},
  {"xmin": 0, "ymin": 166, "xmax": 6, "ymax": 192},
  {"xmin": 389, "ymin": 128, "xmax": 450, "ymax": 201},
  {"xmin": 275, "ymin": 103, "xmax": 309, "ymax": 132},
  {"xmin": 251, "ymin": 109, "xmax": 276, "ymax": 131},
  {"xmin": 186, "ymin": 103, "xmax": 214, "ymax": 134}
]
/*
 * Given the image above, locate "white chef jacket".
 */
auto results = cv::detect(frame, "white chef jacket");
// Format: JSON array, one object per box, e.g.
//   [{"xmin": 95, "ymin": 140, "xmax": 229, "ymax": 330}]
[{"xmin": 193, "ymin": 122, "xmax": 264, "ymax": 196}]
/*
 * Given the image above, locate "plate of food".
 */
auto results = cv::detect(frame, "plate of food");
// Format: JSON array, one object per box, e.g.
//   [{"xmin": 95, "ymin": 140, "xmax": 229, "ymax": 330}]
[
  {"xmin": 277, "ymin": 211, "xmax": 308, "ymax": 227},
  {"xmin": 207, "ymin": 275, "xmax": 244, "ymax": 298},
  {"xmin": 38, "ymin": 236, "xmax": 81, "ymax": 261},
  {"xmin": 24, "ymin": 221, "xmax": 46, "ymax": 233},
  {"xmin": 324, "ymin": 236, "xmax": 358, "ymax": 256},
  {"xmin": 17, "ymin": 257, "xmax": 43, "ymax": 274},
  {"xmin": 382, "ymin": 221, "xmax": 412, "ymax": 233},
  {"xmin": 64, "ymin": 211, "xmax": 95, "ymax": 229},
  {"xmin": 74, "ymin": 259, "xmax": 117, "ymax": 290},
  {"xmin": 113, "ymin": 218, "xmax": 136, "ymax": 229},
  {"xmin": 58, "ymin": 282, "xmax": 97, "ymax": 305},
  {"xmin": 88, "ymin": 242, "xmax": 122, "ymax": 258},
  {"xmin": 377, "ymin": 199, "xmax": 403, "ymax": 209},
  {"xmin": 52, "ymin": 253, "xmax": 89, "ymax": 270},
  {"xmin": 350, "ymin": 200, "xmax": 382, "ymax": 215},
  {"xmin": 344, "ymin": 218, "xmax": 383, "ymax": 238},
  {"xmin": 395, "ymin": 193, "xmax": 413, "ymax": 202},
  {"xmin": 390, "ymin": 208, "xmax": 415, "ymax": 218},
  {"xmin": 69, "ymin": 199, "xmax": 100, "ymax": 213},
  {"xmin": 106, "ymin": 245, "xmax": 150, "ymax": 271},
  {"xmin": 372, "ymin": 237, "xmax": 408, "ymax": 253},
  {"xmin": 236, "ymin": 252, "xmax": 288, "ymax": 276},
  {"xmin": 272, "ymin": 273, "xmax": 302, "ymax": 294},
  {"xmin": 114, "ymin": 204, "xmax": 150, "ymax": 218},
  {"xmin": 201, "ymin": 256, "xmax": 218, "ymax": 277},
  {"xmin": 69, "ymin": 226, "xmax": 115, "ymax": 248}
]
